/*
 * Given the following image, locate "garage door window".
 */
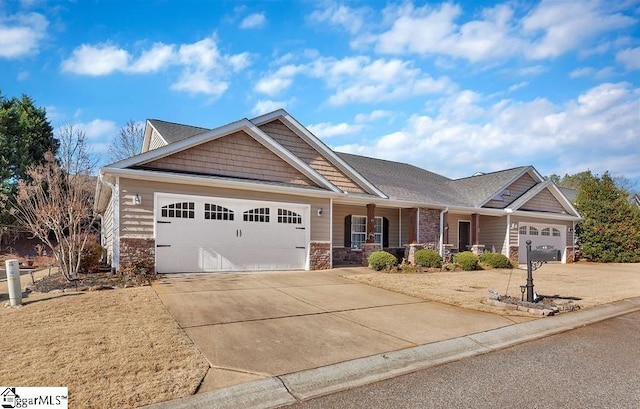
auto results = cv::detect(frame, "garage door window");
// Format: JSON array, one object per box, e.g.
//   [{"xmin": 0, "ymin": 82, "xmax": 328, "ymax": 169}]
[
  {"xmin": 519, "ymin": 225, "xmax": 527, "ymax": 235},
  {"xmin": 277, "ymin": 208, "xmax": 302, "ymax": 224},
  {"xmin": 244, "ymin": 207, "xmax": 270, "ymax": 222},
  {"xmin": 161, "ymin": 202, "xmax": 195, "ymax": 219},
  {"xmin": 529, "ymin": 226, "xmax": 538, "ymax": 235},
  {"xmin": 541, "ymin": 228, "xmax": 550, "ymax": 236},
  {"xmin": 552, "ymin": 228, "xmax": 561, "ymax": 237},
  {"xmin": 204, "ymin": 203, "xmax": 234, "ymax": 221}
]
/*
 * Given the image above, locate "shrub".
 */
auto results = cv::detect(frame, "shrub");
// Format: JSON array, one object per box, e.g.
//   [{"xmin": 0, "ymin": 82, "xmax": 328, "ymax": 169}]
[
  {"xmin": 479, "ymin": 252, "xmax": 513, "ymax": 269},
  {"xmin": 454, "ymin": 251, "xmax": 479, "ymax": 271},
  {"xmin": 368, "ymin": 251, "xmax": 398, "ymax": 271},
  {"xmin": 79, "ymin": 235, "xmax": 103, "ymax": 273},
  {"xmin": 414, "ymin": 249, "xmax": 442, "ymax": 268}
]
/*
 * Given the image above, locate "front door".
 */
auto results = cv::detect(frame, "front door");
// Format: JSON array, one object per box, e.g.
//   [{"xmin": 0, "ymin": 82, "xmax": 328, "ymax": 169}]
[{"xmin": 458, "ymin": 221, "xmax": 471, "ymax": 251}]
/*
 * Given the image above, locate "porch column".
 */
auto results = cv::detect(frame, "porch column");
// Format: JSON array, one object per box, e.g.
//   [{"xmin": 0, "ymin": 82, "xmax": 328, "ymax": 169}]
[
  {"xmin": 471, "ymin": 213, "xmax": 480, "ymax": 245},
  {"xmin": 366, "ymin": 203, "xmax": 376, "ymax": 243},
  {"xmin": 408, "ymin": 208, "xmax": 418, "ymax": 244},
  {"xmin": 443, "ymin": 212, "xmax": 449, "ymax": 244}
]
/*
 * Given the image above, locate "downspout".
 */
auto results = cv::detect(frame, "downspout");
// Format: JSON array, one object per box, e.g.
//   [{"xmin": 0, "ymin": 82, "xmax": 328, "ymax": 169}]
[
  {"xmin": 99, "ymin": 172, "xmax": 119, "ymax": 273},
  {"xmin": 439, "ymin": 207, "xmax": 449, "ymax": 256}
]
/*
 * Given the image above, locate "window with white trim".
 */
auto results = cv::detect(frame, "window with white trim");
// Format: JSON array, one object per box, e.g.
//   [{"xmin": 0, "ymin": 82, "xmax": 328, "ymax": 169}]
[{"xmin": 351, "ymin": 216, "xmax": 382, "ymax": 249}]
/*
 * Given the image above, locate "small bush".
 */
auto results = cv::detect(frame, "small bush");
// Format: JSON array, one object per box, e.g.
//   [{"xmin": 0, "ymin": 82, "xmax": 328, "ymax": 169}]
[
  {"xmin": 79, "ymin": 235, "xmax": 103, "ymax": 273},
  {"xmin": 454, "ymin": 251, "xmax": 479, "ymax": 271},
  {"xmin": 368, "ymin": 251, "xmax": 398, "ymax": 271},
  {"xmin": 479, "ymin": 252, "xmax": 513, "ymax": 269},
  {"xmin": 414, "ymin": 249, "xmax": 442, "ymax": 268}
]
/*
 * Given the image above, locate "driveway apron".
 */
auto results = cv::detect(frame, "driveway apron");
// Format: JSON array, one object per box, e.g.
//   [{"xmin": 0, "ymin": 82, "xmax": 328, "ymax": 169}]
[{"xmin": 152, "ymin": 269, "xmax": 517, "ymax": 392}]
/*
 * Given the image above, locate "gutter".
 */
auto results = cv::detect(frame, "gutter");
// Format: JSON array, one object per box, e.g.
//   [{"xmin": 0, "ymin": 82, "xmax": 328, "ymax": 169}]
[{"xmin": 439, "ymin": 207, "xmax": 449, "ymax": 256}]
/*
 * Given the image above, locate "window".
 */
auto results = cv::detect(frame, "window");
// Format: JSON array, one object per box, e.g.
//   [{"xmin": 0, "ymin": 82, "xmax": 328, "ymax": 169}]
[
  {"xmin": 519, "ymin": 226, "xmax": 527, "ymax": 235},
  {"xmin": 204, "ymin": 203, "xmax": 234, "ymax": 221},
  {"xmin": 529, "ymin": 226, "xmax": 538, "ymax": 236},
  {"xmin": 552, "ymin": 228, "xmax": 561, "ymax": 237},
  {"xmin": 541, "ymin": 228, "xmax": 550, "ymax": 236},
  {"xmin": 243, "ymin": 207, "xmax": 270, "ymax": 222},
  {"xmin": 161, "ymin": 202, "xmax": 194, "ymax": 219},
  {"xmin": 350, "ymin": 216, "xmax": 382, "ymax": 249},
  {"xmin": 277, "ymin": 208, "xmax": 302, "ymax": 224}
]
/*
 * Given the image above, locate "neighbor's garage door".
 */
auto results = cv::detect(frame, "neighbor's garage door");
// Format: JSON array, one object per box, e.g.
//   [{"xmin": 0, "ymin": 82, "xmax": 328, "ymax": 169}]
[
  {"xmin": 518, "ymin": 223, "xmax": 565, "ymax": 263},
  {"xmin": 155, "ymin": 193, "xmax": 310, "ymax": 273}
]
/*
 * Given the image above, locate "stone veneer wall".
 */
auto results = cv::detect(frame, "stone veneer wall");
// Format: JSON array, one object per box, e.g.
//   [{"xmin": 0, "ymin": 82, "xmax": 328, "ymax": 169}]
[
  {"xmin": 418, "ymin": 208, "xmax": 441, "ymax": 245},
  {"xmin": 119, "ymin": 238, "xmax": 155, "ymax": 273},
  {"xmin": 332, "ymin": 247, "xmax": 362, "ymax": 266},
  {"xmin": 565, "ymin": 246, "xmax": 576, "ymax": 263},
  {"xmin": 509, "ymin": 245, "xmax": 519, "ymax": 262},
  {"xmin": 309, "ymin": 242, "xmax": 331, "ymax": 270},
  {"xmin": 361, "ymin": 243, "xmax": 382, "ymax": 266}
]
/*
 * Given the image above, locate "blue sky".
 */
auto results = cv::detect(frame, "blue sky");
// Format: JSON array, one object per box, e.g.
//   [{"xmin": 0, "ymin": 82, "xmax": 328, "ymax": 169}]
[{"xmin": 1, "ymin": 0, "xmax": 639, "ymax": 186}]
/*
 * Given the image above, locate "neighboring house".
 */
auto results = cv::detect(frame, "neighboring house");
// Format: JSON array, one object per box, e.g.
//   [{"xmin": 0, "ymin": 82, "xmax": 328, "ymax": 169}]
[
  {"xmin": 94, "ymin": 109, "xmax": 581, "ymax": 273},
  {"xmin": 629, "ymin": 193, "xmax": 640, "ymax": 209}
]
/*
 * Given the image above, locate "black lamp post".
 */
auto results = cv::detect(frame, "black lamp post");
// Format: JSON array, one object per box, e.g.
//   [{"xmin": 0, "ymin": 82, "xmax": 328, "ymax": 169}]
[{"xmin": 526, "ymin": 240, "xmax": 535, "ymax": 302}]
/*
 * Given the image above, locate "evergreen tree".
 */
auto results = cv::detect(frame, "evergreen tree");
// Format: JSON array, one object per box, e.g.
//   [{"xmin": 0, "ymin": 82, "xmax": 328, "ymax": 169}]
[
  {"xmin": 0, "ymin": 92, "xmax": 58, "ymax": 226},
  {"xmin": 575, "ymin": 172, "xmax": 640, "ymax": 262}
]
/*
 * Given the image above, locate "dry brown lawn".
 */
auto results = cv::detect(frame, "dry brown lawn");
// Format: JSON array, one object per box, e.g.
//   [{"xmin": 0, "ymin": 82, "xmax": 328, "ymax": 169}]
[
  {"xmin": 343, "ymin": 262, "xmax": 640, "ymax": 316},
  {"xmin": 0, "ymin": 277, "xmax": 209, "ymax": 408}
]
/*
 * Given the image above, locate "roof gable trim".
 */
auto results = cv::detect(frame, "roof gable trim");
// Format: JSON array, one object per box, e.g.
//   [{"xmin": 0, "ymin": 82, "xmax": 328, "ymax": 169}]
[{"xmin": 477, "ymin": 166, "xmax": 542, "ymax": 208}]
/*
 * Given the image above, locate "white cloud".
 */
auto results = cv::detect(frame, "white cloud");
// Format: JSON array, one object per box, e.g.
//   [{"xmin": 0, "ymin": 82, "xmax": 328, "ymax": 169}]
[
  {"xmin": 129, "ymin": 43, "xmax": 175, "ymax": 73},
  {"xmin": 308, "ymin": 3, "xmax": 367, "ymax": 34},
  {"xmin": 522, "ymin": 0, "xmax": 634, "ymax": 59},
  {"xmin": 73, "ymin": 119, "xmax": 118, "ymax": 140},
  {"xmin": 251, "ymin": 99, "xmax": 289, "ymax": 116},
  {"xmin": 570, "ymin": 67, "xmax": 594, "ymax": 78},
  {"xmin": 0, "ymin": 12, "xmax": 48, "ymax": 58},
  {"xmin": 354, "ymin": 110, "xmax": 393, "ymax": 123},
  {"xmin": 307, "ymin": 122, "xmax": 364, "ymax": 138},
  {"xmin": 240, "ymin": 13, "xmax": 266, "ymax": 29},
  {"xmin": 61, "ymin": 35, "xmax": 251, "ymax": 97},
  {"xmin": 61, "ymin": 43, "xmax": 130, "ymax": 75},
  {"xmin": 332, "ymin": 83, "xmax": 640, "ymax": 181},
  {"xmin": 616, "ymin": 47, "xmax": 640, "ymax": 71}
]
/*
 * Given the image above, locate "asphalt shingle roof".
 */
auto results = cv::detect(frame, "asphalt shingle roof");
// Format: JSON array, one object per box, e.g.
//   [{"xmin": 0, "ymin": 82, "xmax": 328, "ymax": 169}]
[
  {"xmin": 148, "ymin": 119, "xmax": 210, "ymax": 144},
  {"xmin": 447, "ymin": 166, "xmax": 531, "ymax": 207}
]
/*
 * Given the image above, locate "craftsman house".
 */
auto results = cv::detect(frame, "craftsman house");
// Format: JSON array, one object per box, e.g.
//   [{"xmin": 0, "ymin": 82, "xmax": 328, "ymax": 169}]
[{"xmin": 94, "ymin": 109, "xmax": 581, "ymax": 273}]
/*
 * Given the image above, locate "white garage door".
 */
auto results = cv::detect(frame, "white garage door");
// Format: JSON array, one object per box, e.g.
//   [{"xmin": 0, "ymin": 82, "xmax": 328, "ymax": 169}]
[
  {"xmin": 155, "ymin": 193, "xmax": 310, "ymax": 273},
  {"xmin": 518, "ymin": 223, "xmax": 566, "ymax": 263}
]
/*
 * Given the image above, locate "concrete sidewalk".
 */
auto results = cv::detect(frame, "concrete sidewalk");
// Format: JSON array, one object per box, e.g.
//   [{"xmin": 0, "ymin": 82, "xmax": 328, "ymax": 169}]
[{"xmin": 146, "ymin": 295, "xmax": 640, "ymax": 409}]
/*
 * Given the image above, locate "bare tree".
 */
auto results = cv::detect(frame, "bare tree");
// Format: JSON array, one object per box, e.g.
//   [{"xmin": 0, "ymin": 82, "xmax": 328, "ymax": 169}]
[
  {"xmin": 56, "ymin": 123, "xmax": 98, "ymax": 176},
  {"xmin": 11, "ymin": 152, "xmax": 98, "ymax": 281},
  {"xmin": 109, "ymin": 119, "xmax": 144, "ymax": 162}
]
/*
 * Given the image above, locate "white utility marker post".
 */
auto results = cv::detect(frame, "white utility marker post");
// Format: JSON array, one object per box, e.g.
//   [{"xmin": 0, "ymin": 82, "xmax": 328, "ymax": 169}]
[{"xmin": 5, "ymin": 259, "xmax": 22, "ymax": 306}]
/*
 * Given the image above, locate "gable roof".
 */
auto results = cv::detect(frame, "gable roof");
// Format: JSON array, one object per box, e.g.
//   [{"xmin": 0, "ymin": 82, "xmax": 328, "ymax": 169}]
[
  {"xmin": 148, "ymin": 119, "xmax": 209, "ymax": 144},
  {"xmin": 448, "ymin": 166, "xmax": 540, "ymax": 207}
]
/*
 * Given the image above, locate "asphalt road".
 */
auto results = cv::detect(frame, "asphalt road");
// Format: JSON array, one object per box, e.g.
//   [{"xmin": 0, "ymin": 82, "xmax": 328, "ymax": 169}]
[{"xmin": 286, "ymin": 311, "xmax": 640, "ymax": 409}]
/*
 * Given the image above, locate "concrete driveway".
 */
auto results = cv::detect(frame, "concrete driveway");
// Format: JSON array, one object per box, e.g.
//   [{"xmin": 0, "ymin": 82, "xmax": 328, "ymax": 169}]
[{"xmin": 152, "ymin": 268, "xmax": 523, "ymax": 393}]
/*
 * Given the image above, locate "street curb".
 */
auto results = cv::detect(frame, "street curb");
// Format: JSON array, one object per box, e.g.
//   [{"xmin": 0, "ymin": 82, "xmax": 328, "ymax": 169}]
[{"xmin": 143, "ymin": 297, "xmax": 640, "ymax": 409}]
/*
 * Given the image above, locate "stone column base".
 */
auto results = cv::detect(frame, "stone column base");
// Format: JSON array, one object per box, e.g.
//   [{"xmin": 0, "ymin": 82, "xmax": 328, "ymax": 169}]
[
  {"xmin": 309, "ymin": 242, "xmax": 331, "ymax": 270},
  {"xmin": 509, "ymin": 245, "xmax": 519, "ymax": 262},
  {"xmin": 471, "ymin": 244, "xmax": 485, "ymax": 255},
  {"xmin": 361, "ymin": 243, "xmax": 382, "ymax": 266}
]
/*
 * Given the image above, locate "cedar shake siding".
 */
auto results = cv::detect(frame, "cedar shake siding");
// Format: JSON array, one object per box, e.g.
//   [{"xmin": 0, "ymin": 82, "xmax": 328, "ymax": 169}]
[
  {"xmin": 141, "ymin": 131, "xmax": 316, "ymax": 187},
  {"xmin": 149, "ymin": 129, "xmax": 166, "ymax": 150},
  {"xmin": 259, "ymin": 119, "xmax": 367, "ymax": 194},
  {"xmin": 484, "ymin": 173, "xmax": 537, "ymax": 208},
  {"xmin": 520, "ymin": 189, "xmax": 566, "ymax": 213}
]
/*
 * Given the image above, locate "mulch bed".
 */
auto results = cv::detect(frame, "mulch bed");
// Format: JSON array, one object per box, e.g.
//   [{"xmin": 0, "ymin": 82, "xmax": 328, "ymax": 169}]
[{"xmin": 30, "ymin": 271, "xmax": 155, "ymax": 293}]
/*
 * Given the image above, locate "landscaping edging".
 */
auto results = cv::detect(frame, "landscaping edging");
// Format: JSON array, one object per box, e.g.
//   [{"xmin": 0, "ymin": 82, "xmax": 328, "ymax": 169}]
[{"xmin": 483, "ymin": 298, "xmax": 558, "ymax": 316}]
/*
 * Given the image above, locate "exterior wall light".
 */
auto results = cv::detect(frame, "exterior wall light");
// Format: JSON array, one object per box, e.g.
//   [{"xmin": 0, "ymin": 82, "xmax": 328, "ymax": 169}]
[
  {"xmin": 317, "ymin": 208, "xmax": 323, "ymax": 216},
  {"xmin": 134, "ymin": 194, "xmax": 141, "ymax": 205}
]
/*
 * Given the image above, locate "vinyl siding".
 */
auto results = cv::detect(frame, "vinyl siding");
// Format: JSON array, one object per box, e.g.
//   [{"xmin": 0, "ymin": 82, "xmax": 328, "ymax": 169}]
[
  {"xmin": 446, "ymin": 213, "xmax": 472, "ymax": 251},
  {"xmin": 520, "ymin": 189, "xmax": 566, "ymax": 213},
  {"xmin": 332, "ymin": 205, "xmax": 401, "ymax": 247},
  {"xmin": 478, "ymin": 215, "xmax": 507, "ymax": 254},
  {"xmin": 149, "ymin": 130, "xmax": 167, "ymax": 151},
  {"xmin": 400, "ymin": 208, "xmax": 413, "ymax": 246},
  {"xmin": 117, "ymin": 178, "xmax": 331, "ymax": 242},
  {"xmin": 101, "ymin": 196, "xmax": 114, "ymax": 264},
  {"xmin": 141, "ymin": 131, "xmax": 315, "ymax": 187},
  {"xmin": 485, "ymin": 173, "xmax": 537, "ymax": 208},
  {"xmin": 259, "ymin": 120, "xmax": 367, "ymax": 194}
]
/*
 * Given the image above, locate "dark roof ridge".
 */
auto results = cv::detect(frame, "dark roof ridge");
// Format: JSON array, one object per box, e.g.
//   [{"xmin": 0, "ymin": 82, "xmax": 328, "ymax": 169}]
[
  {"xmin": 451, "ymin": 165, "xmax": 531, "ymax": 181},
  {"xmin": 336, "ymin": 151, "xmax": 453, "ymax": 181},
  {"xmin": 148, "ymin": 118, "xmax": 210, "ymax": 131}
]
